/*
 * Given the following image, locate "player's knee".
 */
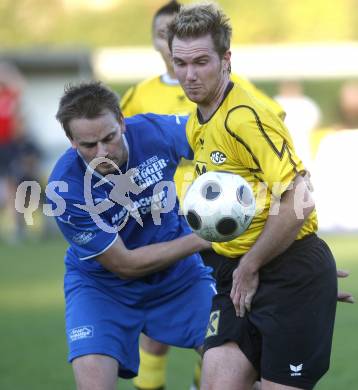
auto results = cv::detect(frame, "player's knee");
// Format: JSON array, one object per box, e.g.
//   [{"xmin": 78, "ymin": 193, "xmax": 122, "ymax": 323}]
[
  {"xmin": 261, "ymin": 378, "xmax": 303, "ymax": 389},
  {"xmin": 201, "ymin": 343, "xmax": 257, "ymax": 390},
  {"xmin": 252, "ymin": 381, "xmax": 262, "ymax": 390},
  {"xmin": 72, "ymin": 354, "xmax": 118, "ymax": 390}
]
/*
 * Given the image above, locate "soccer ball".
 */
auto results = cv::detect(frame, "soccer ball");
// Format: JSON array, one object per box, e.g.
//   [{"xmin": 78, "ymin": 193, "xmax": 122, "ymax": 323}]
[{"xmin": 183, "ymin": 171, "xmax": 256, "ymax": 242}]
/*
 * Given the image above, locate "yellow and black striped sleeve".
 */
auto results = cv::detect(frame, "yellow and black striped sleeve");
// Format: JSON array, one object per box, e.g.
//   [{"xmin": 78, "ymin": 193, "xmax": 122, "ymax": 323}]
[{"xmin": 225, "ymin": 105, "xmax": 305, "ymax": 198}]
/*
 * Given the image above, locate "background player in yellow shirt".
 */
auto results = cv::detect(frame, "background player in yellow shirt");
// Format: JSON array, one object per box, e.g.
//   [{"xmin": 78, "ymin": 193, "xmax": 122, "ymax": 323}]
[
  {"xmin": 121, "ymin": 2, "xmax": 287, "ymax": 390},
  {"xmin": 168, "ymin": 3, "xmax": 338, "ymax": 389}
]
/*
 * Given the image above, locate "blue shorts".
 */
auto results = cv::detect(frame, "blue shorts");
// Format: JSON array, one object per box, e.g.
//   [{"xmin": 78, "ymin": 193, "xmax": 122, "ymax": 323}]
[{"xmin": 64, "ymin": 267, "xmax": 215, "ymax": 378}]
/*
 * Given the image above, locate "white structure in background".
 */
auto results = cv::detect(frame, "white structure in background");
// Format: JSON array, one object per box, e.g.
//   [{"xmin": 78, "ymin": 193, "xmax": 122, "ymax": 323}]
[
  {"xmin": 274, "ymin": 81, "xmax": 321, "ymax": 169},
  {"xmin": 93, "ymin": 42, "xmax": 358, "ymax": 82},
  {"xmin": 312, "ymin": 130, "xmax": 358, "ymax": 231}
]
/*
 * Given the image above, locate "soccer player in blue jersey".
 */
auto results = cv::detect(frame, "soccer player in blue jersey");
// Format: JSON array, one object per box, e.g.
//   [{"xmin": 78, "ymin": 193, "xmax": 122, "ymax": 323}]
[{"xmin": 48, "ymin": 81, "xmax": 215, "ymax": 390}]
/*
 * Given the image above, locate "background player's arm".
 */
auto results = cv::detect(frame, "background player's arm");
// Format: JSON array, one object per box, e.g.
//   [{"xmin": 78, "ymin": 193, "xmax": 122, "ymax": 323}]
[
  {"xmin": 97, "ymin": 233, "xmax": 210, "ymax": 279},
  {"xmin": 231, "ymin": 174, "xmax": 314, "ymax": 317},
  {"xmin": 120, "ymin": 85, "xmax": 140, "ymax": 117}
]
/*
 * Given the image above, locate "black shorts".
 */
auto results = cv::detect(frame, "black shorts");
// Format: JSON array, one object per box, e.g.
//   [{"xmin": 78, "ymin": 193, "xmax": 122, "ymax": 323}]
[
  {"xmin": 203, "ymin": 234, "xmax": 337, "ymax": 390},
  {"xmin": 200, "ymin": 249, "xmax": 223, "ymax": 278}
]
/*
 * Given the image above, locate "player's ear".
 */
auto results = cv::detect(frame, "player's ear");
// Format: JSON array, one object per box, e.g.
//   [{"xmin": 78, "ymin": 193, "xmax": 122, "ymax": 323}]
[
  {"xmin": 153, "ymin": 36, "xmax": 160, "ymax": 51},
  {"xmin": 223, "ymin": 50, "xmax": 231, "ymax": 73},
  {"xmin": 118, "ymin": 113, "xmax": 126, "ymax": 133},
  {"xmin": 69, "ymin": 137, "xmax": 78, "ymax": 149},
  {"xmin": 66, "ymin": 128, "xmax": 77, "ymax": 149}
]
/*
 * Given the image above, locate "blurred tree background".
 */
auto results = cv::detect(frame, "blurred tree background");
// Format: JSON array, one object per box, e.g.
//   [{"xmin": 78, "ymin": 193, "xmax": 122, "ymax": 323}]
[{"xmin": 1, "ymin": 0, "xmax": 358, "ymax": 48}]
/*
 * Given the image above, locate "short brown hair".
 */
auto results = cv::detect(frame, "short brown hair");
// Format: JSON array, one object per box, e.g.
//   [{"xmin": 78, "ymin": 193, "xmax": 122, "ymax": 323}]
[
  {"xmin": 167, "ymin": 2, "xmax": 232, "ymax": 57},
  {"xmin": 153, "ymin": 0, "xmax": 181, "ymax": 23},
  {"xmin": 56, "ymin": 81, "xmax": 121, "ymax": 139}
]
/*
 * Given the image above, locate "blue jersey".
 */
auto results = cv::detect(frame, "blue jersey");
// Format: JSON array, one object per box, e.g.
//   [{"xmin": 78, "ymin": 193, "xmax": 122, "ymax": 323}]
[{"xmin": 48, "ymin": 114, "xmax": 206, "ymax": 301}]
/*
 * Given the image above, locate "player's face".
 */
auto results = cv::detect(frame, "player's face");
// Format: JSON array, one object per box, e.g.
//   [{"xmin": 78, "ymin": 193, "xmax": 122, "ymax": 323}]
[
  {"xmin": 68, "ymin": 110, "xmax": 127, "ymax": 175},
  {"xmin": 172, "ymin": 34, "xmax": 230, "ymax": 105},
  {"xmin": 153, "ymin": 14, "xmax": 176, "ymax": 72}
]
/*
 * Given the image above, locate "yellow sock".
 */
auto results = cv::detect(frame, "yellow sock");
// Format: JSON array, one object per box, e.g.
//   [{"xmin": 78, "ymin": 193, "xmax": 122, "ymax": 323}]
[{"xmin": 133, "ymin": 347, "xmax": 167, "ymax": 390}]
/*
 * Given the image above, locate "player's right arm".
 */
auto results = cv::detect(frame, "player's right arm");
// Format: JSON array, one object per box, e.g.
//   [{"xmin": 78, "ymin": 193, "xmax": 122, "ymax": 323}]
[
  {"xmin": 98, "ymin": 233, "xmax": 210, "ymax": 279},
  {"xmin": 52, "ymin": 188, "xmax": 210, "ymax": 279}
]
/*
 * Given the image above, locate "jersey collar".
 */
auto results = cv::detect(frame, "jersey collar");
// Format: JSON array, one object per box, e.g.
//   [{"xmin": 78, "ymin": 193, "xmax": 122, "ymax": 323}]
[
  {"xmin": 197, "ymin": 81, "xmax": 234, "ymax": 125},
  {"xmin": 160, "ymin": 73, "xmax": 180, "ymax": 86}
]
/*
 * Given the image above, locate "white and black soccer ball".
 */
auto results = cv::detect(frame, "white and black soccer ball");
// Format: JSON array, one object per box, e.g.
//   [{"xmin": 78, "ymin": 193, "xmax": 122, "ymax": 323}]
[{"xmin": 183, "ymin": 171, "xmax": 256, "ymax": 242}]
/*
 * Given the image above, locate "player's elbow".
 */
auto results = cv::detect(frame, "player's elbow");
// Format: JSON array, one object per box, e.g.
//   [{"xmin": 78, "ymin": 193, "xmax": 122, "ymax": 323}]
[
  {"xmin": 116, "ymin": 268, "xmax": 139, "ymax": 279},
  {"xmin": 290, "ymin": 174, "xmax": 316, "ymax": 223},
  {"xmin": 114, "ymin": 259, "xmax": 138, "ymax": 279},
  {"xmin": 114, "ymin": 266, "xmax": 132, "ymax": 279},
  {"xmin": 304, "ymin": 199, "xmax": 315, "ymax": 218},
  {"xmin": 291, "ymin": 197, "xmax": 315, "ymax": 228},
  {"xmin": 97, "ymin": 247, "xmax": 138, "ymax": 279},
  {"xmin": 299, "ymin": 190, "xmax": 315, "ymax": 221},
  {"xmin": 114, "ymin": 252, "xmax": 144, "ymax": 279}
]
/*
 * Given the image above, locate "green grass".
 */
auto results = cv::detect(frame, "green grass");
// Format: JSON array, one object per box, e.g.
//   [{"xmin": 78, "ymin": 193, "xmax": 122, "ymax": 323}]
[{"xmin": 0, "ymin": 235, "xmax": 357, "ymax": 389}]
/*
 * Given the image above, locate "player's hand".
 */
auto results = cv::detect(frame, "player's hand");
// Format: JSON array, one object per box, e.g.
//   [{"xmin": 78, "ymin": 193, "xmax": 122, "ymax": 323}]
[
  {"xmin": 337, "ymin": 269, "xmax": 354, "ymax": 303},
  {"xmin": 230, "ymin": 261, "xmax": 259, "ymax": 318}
]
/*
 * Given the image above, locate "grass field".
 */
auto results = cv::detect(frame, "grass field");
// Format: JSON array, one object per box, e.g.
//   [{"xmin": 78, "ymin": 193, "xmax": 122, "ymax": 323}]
[{"xmin": 0, "ymin": 234, "xmax": 357, "ymax": 390}]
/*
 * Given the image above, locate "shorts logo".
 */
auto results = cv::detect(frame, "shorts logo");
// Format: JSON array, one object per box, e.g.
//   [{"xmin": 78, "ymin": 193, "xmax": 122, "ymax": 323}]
[
  {"xmin": 210, "ymin": 151, "xmax": 226, "ymax": 165},
  {"xmin": 206, "ymin": 310, "xmax": 220, "ymax": 338},
  {"xmin": 290, "ymin": 363, "xmax": 303, "ymax": 376},
  {"xmin": 69, "ymin": 326, "xmax": 94, "ymax": 342}
]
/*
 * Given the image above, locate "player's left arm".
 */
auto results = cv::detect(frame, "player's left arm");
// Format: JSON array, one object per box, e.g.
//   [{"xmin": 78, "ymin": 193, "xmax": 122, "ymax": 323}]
[
  {"xmin": 226, "ymin": 108, "xmax": 313, "ymax": 316},
  {"xmin": 227, "ymin": 108, "xmax": 354, "ymax": 313}
]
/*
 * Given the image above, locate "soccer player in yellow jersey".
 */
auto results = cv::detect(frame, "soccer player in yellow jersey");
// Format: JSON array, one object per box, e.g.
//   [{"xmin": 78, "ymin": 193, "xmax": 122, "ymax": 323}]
[
  {"xmin": 121, "ymin": 3, "xmax": 284, "ymax": 389},
  {"xmin": 121, "ymin": 0, "xmax": 284, "ymax": 205},
  {"xmin": 168, "ymin": 3, "xmax": 338, "ymax": 390}
]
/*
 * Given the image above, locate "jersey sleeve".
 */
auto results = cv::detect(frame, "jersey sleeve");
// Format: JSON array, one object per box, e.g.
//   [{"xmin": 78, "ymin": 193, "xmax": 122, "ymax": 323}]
[
  {"xmin": 231, "ymin": 74, "xmax": 286, "ymax": 120},
  {"xmin": 54, "ymin": 195, "xmax": 118, "ymax": 261},
  {"xmin": 226, "ymin": 106, "xmax": 304, "ymax": 198}
]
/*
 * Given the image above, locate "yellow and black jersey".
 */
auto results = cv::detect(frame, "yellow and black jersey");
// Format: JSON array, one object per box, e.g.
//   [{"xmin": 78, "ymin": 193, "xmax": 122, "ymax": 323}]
[
  {"xmin": 231, "ymin": 74, "xmax": 286, "ymax": 121},
  {"xmin": 186, "ymin": 81, "xmax": 317, "ymax": 258}
]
